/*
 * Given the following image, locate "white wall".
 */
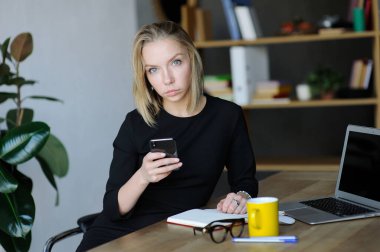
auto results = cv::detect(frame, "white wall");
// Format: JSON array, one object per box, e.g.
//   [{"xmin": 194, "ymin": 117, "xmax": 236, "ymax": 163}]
[{"xmin": 0, "ymin": 1, "xmax": 137, "ymax": 251}]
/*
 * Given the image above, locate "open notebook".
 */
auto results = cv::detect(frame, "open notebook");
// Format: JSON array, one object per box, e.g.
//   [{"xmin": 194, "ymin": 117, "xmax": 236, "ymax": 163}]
[
  {"xmin": 167, "ymin": 209, "xmax": 245, "ymax": 228},
  {"xmin": 280, "ymin": 125, "xmax": 380, "ymax": 224},
  {"xmin": 167, "ymin": 209, "xmax": 294, "ymax": 228}
]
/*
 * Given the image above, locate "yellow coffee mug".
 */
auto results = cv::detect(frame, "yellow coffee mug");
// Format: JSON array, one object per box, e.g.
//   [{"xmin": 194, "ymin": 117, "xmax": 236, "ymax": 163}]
[{"xmin": 247, "ymin": 197, "xmax": 279, "ymax": 237}]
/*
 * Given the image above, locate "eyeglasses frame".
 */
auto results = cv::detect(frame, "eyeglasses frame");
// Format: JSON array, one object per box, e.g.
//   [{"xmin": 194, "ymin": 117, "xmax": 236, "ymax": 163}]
[{"xmin": 192, "ymin": 218, "xmax": 246, "ymax": 243}]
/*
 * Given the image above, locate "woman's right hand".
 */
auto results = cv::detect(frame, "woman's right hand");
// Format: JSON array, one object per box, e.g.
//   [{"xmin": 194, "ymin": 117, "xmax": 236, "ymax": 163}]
[{"xmin": 139, "ymin": 152, "xmax": 182, "ymax": 183}]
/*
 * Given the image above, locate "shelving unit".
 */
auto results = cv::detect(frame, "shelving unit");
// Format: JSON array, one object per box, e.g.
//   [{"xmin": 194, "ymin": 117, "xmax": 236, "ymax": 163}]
[
  {"xmin": 195, "ymin": 31, "xmax": 377, "ymax": 48},
  {"xmin": 242, "ymin": 98, "xmax": 378, "ymax": 109},
  {"xmin": 194, "ymin": 1, "xmax": 380, "ymax": 171}
]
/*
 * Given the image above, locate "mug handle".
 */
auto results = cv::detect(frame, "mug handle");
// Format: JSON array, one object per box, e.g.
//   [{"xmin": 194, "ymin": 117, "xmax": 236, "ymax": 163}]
[{"xmin": 251, "ymin": 209, "xmax": 260, "ymax": 229}]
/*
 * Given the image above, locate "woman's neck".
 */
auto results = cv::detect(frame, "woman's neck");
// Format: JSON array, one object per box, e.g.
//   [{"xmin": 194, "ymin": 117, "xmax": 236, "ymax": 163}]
[{"xmin": 163, "ymin": 95, "xmax": 206, "ymax": 117}]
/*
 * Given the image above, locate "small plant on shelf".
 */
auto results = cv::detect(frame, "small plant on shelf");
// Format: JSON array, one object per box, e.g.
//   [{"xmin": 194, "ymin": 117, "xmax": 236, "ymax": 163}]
[{"xmin": 306, "ymin": 66, "xmax": 343, "ymax": 99}]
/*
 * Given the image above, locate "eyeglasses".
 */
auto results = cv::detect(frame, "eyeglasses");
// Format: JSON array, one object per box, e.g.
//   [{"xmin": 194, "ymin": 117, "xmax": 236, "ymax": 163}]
[{"xmin": 193, "ymin": 218, "xmax": 245, "ymax": 243}]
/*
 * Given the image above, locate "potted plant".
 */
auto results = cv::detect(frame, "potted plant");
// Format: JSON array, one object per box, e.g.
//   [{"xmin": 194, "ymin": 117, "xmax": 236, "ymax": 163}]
[
  {"xmin": 0, "ymin": 33, "xmax": 69, "ymax": 252},
  {"xmin": 306, "ymin": 66, "xmax": 343, "ymax": 99}
]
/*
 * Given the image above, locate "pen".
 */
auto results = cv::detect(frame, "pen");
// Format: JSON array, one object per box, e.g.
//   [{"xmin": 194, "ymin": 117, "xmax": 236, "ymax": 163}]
[{"xmin": 232, "ymin": 236, "xmax": 298, "ymax": 243}]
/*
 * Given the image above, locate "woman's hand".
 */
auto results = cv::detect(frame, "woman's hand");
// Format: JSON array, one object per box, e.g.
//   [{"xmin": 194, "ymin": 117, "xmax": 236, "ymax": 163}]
[
  {"xmin": 216, "ymin": 192, "xmax": 248, "ymax": 214},
  {"xmin": 139, "ymin": 152, "xmax": 182, "ymax": 184}
]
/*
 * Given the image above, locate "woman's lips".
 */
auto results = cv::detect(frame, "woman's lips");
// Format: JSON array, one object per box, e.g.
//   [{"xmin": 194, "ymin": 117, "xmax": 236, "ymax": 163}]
[{"xmin": 165, "ymin": 89, "xmax": 180, "ymax": 96}]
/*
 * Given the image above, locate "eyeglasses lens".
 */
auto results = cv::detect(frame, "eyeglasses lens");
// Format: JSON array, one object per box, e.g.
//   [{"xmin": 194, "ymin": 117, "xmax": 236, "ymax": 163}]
[
  {"xmin": 230, "ymin": 221, "xmax": 244, "ymax": 237},
  {"xmin": 210, "ymin": 225, "xmax": 228, "ymax": 243}
]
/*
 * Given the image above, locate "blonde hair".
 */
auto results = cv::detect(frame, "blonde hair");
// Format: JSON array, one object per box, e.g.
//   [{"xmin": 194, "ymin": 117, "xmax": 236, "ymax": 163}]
[{"xmin": 132, "ymin": 21, "xmax": 204, "ymax": 127}]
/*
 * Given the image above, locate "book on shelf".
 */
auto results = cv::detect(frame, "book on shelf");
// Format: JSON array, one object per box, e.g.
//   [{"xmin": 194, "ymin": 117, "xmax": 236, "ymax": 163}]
[
  {"xmin": 195, "ymin": 8, "xmax": 213, "ymax": 41},
  {"xmin": 252, "ymin": 80, "xmax": 292, "ymax": 104},
  {"xmin": 318, "ymin": 27, "xmax": 346, "ymax": 35},
  {"xmin": 230, "ymin": 46, "xmax": 269, "ymax": 105},
  {"xmin": 362, "ymin": 59, "xmax": 373, "ymax": 89},
  {"xmin": 347, "ymin": 0, "xmax": 356, "ymax": 22},
  {"xmin": 234, "ymin": 5, "xmax": 263, "ymax": 40},
  {"xmin": 347, "ymin": 0, "xmax": 372, "ymax": 30},
  {"xmin": 167, "ymin": 209, "xmax": 247, "ymax": 228},
  {"xmin": 234, "ymin": 0, "xmax": 262, "ymax": 40},
  {"xmin": 204, "ymin": 74, "xmax": 233, "ymax": 101},
  {"xmin": 349, "ymin": 58, "xmax": 373, "ymax": 89},
  {"xmin": 363, "ymin": 0, "xmax": 372, "ymax": 30},
  {"xmin": 349, "ymin": 59, "xmax": 364, "ymax": 89},
  {"xmin": 358, "ymin": 0, "xmax": 373, "ymax": 29},
  {"xmin": 181, "ymin": 5, "xmax": 196, "ymax": 41},
  {"xmin": 220, "ymin": 0, "xmax": 262, "ymax": 40},
  {"xmin": 234, "ymin": 6, "xmax": 257, "ymax": 39},
  {"xmin": 251, "ymin": 97, "xmax": 291, "ymax": 104},
  {"xmin": 221, "ymin": 0, "xmax": 242, "ymax": 40}
]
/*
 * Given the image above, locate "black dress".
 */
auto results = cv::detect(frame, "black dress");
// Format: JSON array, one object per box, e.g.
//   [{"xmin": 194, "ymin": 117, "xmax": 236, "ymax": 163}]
[{"xmin": 77, "ymin": 95, "xmax": 258, "ymax": 251}]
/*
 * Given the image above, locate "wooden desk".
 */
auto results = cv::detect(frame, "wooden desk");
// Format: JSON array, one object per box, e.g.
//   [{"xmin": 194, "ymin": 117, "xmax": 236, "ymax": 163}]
[{"xmin": 90, "ymin": 171, "xmax": 380, "ymax": 251}]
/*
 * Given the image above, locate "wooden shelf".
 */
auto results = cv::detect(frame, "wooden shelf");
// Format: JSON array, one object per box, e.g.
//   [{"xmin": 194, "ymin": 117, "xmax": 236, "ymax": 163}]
[
  {"xmin": 256, "ymin": 156, "xmax": 340, "ymax": 172},
  {"xmin": 242, "ymin": 98, "xmax": 378, "ymax": 109},
  {"xmin": 195, "ymin": 31, "xmax": 377, "ymax": 48}
]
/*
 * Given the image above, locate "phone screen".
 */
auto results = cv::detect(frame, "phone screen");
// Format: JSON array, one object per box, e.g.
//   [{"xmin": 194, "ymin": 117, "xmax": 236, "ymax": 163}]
[{"xmin": 149, "ymin": 138, "xmax": 178, "ymax": 158}]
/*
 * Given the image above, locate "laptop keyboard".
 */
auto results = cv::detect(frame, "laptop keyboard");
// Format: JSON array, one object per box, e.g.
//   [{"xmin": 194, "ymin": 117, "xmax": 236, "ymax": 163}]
[{"xmin": 300, "ymin": 197, "xmax": 375, "ymax": 217}]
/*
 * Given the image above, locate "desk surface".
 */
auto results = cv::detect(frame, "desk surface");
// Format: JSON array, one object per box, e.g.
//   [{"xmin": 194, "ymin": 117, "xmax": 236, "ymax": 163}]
[{"xmin": 90, "ymin": 171, "xmax": 380, "ymax": 252}]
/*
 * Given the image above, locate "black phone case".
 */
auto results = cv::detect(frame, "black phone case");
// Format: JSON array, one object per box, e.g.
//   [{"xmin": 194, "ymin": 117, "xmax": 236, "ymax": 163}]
[{"xmin": 149, "ymin": 138, "xmax": 178, "ymax": 158}]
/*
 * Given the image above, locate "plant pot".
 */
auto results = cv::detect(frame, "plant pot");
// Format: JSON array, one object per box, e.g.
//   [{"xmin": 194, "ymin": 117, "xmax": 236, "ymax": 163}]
[{"xmin": 321, "ymin": 91, "xmax": 335, "ymax": 100}]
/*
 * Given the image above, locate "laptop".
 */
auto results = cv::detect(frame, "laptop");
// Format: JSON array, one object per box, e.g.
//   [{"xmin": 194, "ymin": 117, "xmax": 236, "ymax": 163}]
[{"xmin": 279, "ymin": 124, "xmax": 380, "ymax": 225}]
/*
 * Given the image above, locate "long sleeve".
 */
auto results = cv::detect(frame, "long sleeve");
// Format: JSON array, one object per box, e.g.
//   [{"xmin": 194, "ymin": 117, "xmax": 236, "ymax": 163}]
[
  {"xmin": 225, "ymin": 107, "xmax": 258, "ymax": 197},
  {"xmin": 102, "ymin": 115, "xmax": 139, "ymax": 221}
]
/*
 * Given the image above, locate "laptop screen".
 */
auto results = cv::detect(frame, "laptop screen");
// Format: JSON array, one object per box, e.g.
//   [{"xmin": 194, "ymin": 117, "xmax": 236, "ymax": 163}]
[{"xmin": 339, "ymin": 130, "xmax": 380, "ymax": 202}]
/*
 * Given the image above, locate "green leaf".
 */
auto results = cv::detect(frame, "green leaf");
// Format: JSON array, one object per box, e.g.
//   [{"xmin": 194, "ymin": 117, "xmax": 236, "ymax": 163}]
[
  {"xmin": 0, "ymin": 170, "xmax": 34, "ymax": 238},
  {"xmin": 0, "ymin": 121, "xmax": 50, "ymax": 165},
  {"xmin": 25, "ymin": 95, "xmax": 63, "ymax": 103},
  {"xmin": 6, "ymin": 108, "xmax": 34, "ymax": 129},
  {"xmin": 1, "ymin": 38, "xmax": 11, "ymax": 63},
  {"xmin": 35, "ymin": 134, "xmax": 69, "ymax": 206},
  {"xmin": 0, "ymin": 66, "xmax": 14, "ymax": 85},
  {"xmin": 0, "ymin": 92, "xmax": 17, "ymax": 104},
  {"xmin": 35, "ymin": 153, "xmax": 59, "ymax": 205},
  {"xmin": 0, "ymin": 162, "xmax": 18, "ymax": 193},
  {"xmin": 6, "ymin": 77, "xmax": 36, "ymax": 86},
  {"xmin": 36, "ymin": 134, "xmax": 69, "ymax": 178},
  {"xmin": 0, "ymin": 63, "xmax": 10, "ymax": 76},
  {"xmin": 0, "ymin": 228, "xmax": 31, "ymax": 252}
]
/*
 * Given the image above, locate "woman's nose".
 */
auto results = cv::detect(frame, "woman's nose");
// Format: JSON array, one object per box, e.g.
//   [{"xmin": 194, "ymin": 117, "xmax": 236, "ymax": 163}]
[{"xmin": 163, "ymin": 69, "xmax": 174, "ymax": 85}]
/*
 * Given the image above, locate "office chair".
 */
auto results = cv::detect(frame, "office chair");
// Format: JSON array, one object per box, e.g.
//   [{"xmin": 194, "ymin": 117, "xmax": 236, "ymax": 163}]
[{"xmin": 43, "ymin": 212, "xmax": 100, "ymax": 252}]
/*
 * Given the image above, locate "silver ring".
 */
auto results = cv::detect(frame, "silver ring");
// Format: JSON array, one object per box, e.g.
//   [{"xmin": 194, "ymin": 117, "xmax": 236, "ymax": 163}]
[{"xmin": 233, "ymin": 199, "xmax": 240, "ymax": 206}]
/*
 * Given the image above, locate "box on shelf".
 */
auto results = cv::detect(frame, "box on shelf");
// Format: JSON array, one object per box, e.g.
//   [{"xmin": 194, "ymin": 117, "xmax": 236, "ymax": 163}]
[{"xmin": 230, "ymin": 46, "xmax": 269, "ymax": 105}]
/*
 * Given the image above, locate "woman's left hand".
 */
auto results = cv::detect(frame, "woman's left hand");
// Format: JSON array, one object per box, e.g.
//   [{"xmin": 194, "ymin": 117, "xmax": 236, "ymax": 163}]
[{"xmin": 216, "ymin": 192, "xmax": 247, "ymax": 214}]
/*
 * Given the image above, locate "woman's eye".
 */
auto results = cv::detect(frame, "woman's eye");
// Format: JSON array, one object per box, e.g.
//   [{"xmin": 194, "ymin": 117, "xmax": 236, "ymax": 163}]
[
  {"xmin": 148, "ymin": 68, "xmax": 157, "ymax": 74},
  {"xmin": 172, "ymin": 59, "xmax": 182, "ymax": 66}
]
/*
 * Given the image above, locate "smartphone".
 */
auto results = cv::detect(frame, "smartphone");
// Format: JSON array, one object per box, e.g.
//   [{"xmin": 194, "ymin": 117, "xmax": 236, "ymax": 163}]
[{"xmin": 149, "ymin": 138, "xmax": 178, "ymax": 158}]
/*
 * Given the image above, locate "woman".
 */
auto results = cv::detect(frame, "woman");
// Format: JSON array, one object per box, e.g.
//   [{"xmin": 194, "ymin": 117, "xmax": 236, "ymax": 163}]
[{"xmin": 77, "ymin": 21, "xmax": 258, "ymax": 251}]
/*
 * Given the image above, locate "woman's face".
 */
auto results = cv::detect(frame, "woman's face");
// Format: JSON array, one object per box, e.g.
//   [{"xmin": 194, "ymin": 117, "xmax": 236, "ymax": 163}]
[{"xmin": 142, "ymin": 38, "xmax": 192, "ymax": 106}]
